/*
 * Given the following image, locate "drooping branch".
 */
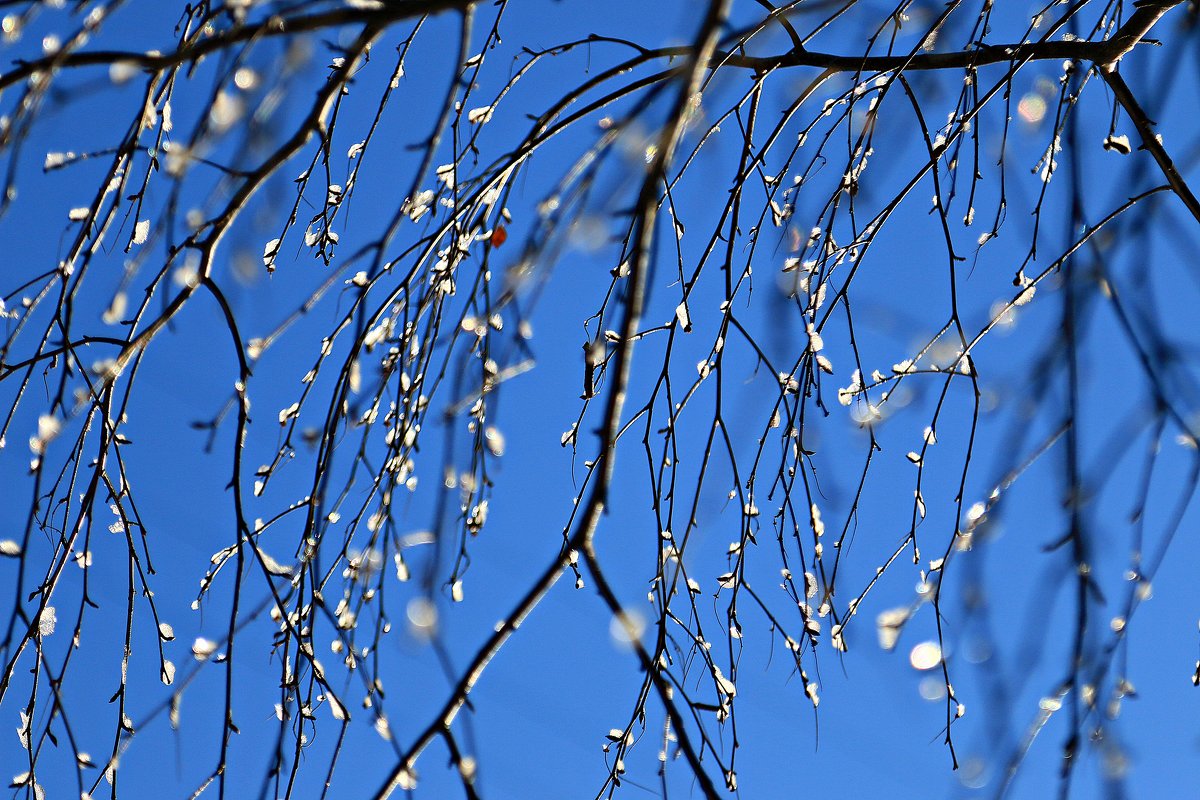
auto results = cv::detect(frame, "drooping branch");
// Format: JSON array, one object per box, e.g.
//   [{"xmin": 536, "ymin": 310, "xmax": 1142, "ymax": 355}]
[
  {"xmin": 371, "ymin": 0, "xmax": 734, "ymax": 794},
  {"xmin": 4, "ymin": 0, "xmax": 1200, "ymax": 797}
]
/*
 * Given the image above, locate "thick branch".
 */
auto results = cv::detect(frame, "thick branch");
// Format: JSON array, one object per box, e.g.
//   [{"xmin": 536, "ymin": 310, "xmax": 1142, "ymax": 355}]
[
  {"xmin": 684, "ymin": 0, "xmax": 1183, "ymax": 74},
  {"xmin": 371, "ymin": 0, "xmax": 731, "ymax": 795},
  {"xmin": 0, "ymin": 0, "xmax": 480, "ymax": 92},
  {"xmin": 4, "ymin": 0, "xmax": 1181, "ymax": 95},
  {"xmin": 1101, "ymin": 67, "xmax": 1200, "ymax": 225}
]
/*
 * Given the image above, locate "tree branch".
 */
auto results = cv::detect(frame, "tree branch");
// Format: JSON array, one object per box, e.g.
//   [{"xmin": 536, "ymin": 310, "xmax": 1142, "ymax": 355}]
[{"xmin": 1101, "ymin": 67, "xmax": 1200, "ymax": 225}]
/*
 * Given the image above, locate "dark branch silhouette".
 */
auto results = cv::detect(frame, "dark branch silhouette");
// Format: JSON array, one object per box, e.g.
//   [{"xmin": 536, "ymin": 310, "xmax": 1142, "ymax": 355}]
[{"xmin": 2, "ymin": 1, "xmax": 1199, "ymax": 798}]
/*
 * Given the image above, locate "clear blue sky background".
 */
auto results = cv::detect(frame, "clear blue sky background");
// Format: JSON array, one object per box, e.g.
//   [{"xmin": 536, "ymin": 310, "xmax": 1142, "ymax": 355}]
[{"xmin": 2, "ymin": 2, "xmax": 1199, "ymax": 798}]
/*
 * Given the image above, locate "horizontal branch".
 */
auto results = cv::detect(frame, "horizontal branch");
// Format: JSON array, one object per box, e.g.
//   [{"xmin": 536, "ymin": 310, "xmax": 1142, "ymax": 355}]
[
  {"xmin": 676, "ymin": 0, "xmax": 1183, "ymax": 74},
  {"xmin": 2, "ymin": 0, "xmax": 1181, "ymax": 97},
  {"xmin": 0, "ymin": 0, "xmax": 480, "ymax": 92}
]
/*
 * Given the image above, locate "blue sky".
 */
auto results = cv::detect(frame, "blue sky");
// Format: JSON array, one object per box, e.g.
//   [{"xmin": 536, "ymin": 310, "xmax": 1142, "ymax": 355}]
[{"xmin": 2, "ymin": 1, "xmax": 1200, "ymax": 798}]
